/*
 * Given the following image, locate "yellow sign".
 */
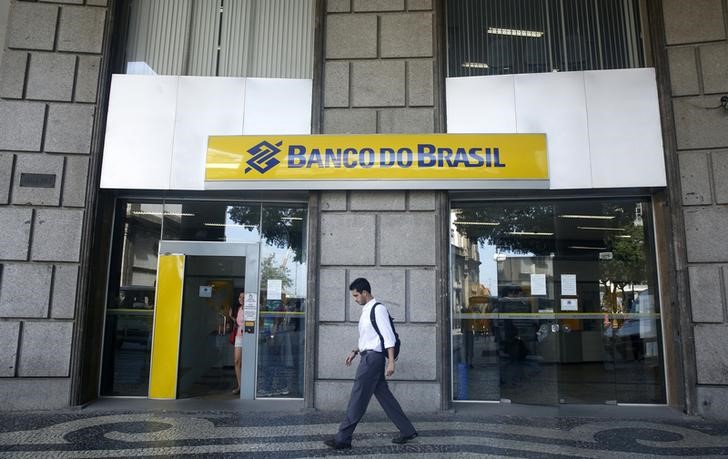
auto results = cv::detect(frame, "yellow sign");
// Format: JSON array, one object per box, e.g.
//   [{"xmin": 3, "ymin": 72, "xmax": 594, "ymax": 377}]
[{"xmin": 206, "ymin": 134, "xmax": 548, "ymax": 182}]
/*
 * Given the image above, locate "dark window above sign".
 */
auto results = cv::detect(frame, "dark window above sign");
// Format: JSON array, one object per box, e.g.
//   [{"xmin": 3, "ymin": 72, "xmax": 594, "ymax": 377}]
[{"xmin": 447, "ymin": 0, "xmax": 646, "ymax": 77}]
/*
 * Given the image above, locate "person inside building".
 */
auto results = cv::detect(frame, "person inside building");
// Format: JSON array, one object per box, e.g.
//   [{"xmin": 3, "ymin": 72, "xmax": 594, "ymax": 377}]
[{"xmin": 229, "ymin": 291, "xmax": 245, "ymax": 395}]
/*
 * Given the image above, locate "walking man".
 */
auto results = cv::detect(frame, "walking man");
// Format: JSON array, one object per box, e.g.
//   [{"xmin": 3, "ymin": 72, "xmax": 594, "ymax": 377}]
[{"xmin": 324, "ymin": 278, "xmax": 418, "ymax": 450}]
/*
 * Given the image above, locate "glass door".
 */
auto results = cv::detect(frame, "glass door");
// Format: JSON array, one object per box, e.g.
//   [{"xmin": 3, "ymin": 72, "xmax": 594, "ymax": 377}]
[
  {"xmin": 498, "ymin": 314, "xmax": 559, "ymax": 405},
  {"xmin": 177, "ymin": 256, "xmax": 242, "ymax": 398},
  {"xmin": 453, "ymin": 293, "xmax": 562, "ymax": 404},
  {"xmin": 149, "ymin": 241, "xmax": 260, "ymax": 400},
  {"xmin": 556, "ymin": 314, "xmax": 617, "ymax": 404},
  {"xmin": 451, "ymin": 198, "xmax": 666, "ymax": 406}
]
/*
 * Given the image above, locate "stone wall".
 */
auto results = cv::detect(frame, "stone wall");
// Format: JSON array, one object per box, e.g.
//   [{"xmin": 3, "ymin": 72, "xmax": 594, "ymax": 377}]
[
  {"xmin": 323, "ymin": 0, "xmax": 435, "ymax": 134},
  {"xmin": 315, "ymin": 191, "xmax": 441, "ymax": 411},
  {"xmin": 0, "ymin": 0, "xmax": 107, "ymax": 410},
  {"xmin": 316, "ymin": 0, "xmax": 441, "ymax": 411},
  {"xmin": 0, "ymin": 1, "xmax": 9, "ymax": 64},
  {"xmin": 662, "ymin": 0, "xmax": 728, "ymax": 417}
]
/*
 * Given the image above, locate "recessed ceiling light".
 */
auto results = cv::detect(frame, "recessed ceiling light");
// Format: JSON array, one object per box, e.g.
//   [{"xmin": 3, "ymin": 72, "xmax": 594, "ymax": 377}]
[
  {"xmin": 487, "ymin": 27, "xmax": 544, "ymax": 38},
  {"xmin": 577, "ymin": 226, "xmax": 625, "ymax": 231},
  {"xmin": 462, "ymin": 62, "xmax": 490, "ymax": 69},
  {"xmin": 456, "ymin": 221, "xmax": 499, "ymax": 226},
  {"xmin": 558, "ymin": 214, "xmax": 615, "ymax": 220},
  {"xmin": 132, "ymin": 211, "xmax": 195, "ymax": 217},
  {"xmin": 204, "ymin": 223, "xmax": 257, "ymax": 228}
]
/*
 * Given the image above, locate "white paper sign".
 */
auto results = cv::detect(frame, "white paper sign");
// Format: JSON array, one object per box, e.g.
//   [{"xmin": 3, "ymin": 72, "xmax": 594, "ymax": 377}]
[
  {"xmin": 198, "ymin": 285, "xmax": 212, "ymax": 298},
  {"xmin": 243, "ymin": 292, "xmax": 257, "ymax": 321},
  {"xmin": 561, "ymin": 274, "xmax": 577, "ymax": 296},
  {"xmin": 267, "ymin": 279, "xmax": 282, "ymax": 300},
  {"xmin": 530, "ymin": 273, "xmax": 547, "ymax": 295},
  {"xmin": 561, "ymin": 298, "xmax": 578, "ymax": 311},
  {"xmin": 244, "ymin": 293, "xmax": 257, "ymax": 308}
]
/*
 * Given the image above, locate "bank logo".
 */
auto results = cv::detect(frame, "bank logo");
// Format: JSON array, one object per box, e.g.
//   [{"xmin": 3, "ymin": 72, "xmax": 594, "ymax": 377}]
[{"xmin": 245, "ymin": 140, "xmax": 283, "ymax": 174}]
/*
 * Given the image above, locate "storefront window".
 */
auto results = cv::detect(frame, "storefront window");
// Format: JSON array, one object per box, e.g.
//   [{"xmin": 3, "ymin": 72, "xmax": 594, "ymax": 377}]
[
  {"xmin": 100, "ymin": 202, "xmax": 162, "ymax": 396},
  {"xmin": 450, "ymin": 197, "xmax": 665, "ymax": 405},
  {"xmin": 257, "ymin": 204, "xmax": 307, "ymax": 398},
  {"xmin": 101, "ymin": 199, "xmax": 308, "ymax": 399}
]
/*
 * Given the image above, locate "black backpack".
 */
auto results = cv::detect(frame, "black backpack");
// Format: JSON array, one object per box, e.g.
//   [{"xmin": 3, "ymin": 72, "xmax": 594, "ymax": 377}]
[{"xmin": 370, "ymin": 302, "xmax": 401, "ymax": 360}]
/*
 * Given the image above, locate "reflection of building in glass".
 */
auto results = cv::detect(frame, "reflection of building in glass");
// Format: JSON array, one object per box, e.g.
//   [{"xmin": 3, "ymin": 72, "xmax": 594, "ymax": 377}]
[
  {"xmin": 120, "ymin": 203, "xmax": 163, "ymax": 289},
  {"xmin": 496, "ymin": 256, "xmax": 553, "ymax": 300},
  {"xmin": 450, "ymin": 223, "xmax": 484, "ymax": 312}
]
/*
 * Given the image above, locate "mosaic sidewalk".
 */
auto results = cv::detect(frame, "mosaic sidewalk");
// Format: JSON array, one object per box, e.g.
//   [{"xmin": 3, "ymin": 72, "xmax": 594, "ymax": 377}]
[{"xmin": 1, "ymin": 409, "xmax": 728, "ymax": 458}]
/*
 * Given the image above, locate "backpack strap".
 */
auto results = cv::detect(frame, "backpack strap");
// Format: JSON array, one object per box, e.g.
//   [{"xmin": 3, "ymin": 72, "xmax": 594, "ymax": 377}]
[{"xmin": 370, "ymin": 302, "xmax": 385, "ymax": 353}]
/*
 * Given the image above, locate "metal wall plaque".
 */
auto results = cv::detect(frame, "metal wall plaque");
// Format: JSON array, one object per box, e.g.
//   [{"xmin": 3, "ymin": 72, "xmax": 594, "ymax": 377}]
[{"xmin": 19, "ymin": 173, "xmax": 56, "ymax": 188}]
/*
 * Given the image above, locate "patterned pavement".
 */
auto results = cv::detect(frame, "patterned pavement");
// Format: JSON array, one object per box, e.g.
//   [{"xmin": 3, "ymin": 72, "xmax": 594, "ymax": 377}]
[{"xmin": 1, "ymin": 406, "xmax": 728, "ymax": 458}]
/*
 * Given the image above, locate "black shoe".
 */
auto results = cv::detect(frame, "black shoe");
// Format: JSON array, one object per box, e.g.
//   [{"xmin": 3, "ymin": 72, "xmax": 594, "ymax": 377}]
[
  {"xmin": 392, "ymin": 431, "xmax": 418, "ymax": 444},
  {"xmin": 324, "ymin": 438, "xmax": 352, "ymax": 450}
]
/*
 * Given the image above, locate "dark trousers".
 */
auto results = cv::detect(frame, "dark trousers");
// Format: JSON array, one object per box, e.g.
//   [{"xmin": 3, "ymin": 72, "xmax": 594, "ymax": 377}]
[{"xmin": 335, "ymin": 351, "xmax": 416, "ymax": 444}]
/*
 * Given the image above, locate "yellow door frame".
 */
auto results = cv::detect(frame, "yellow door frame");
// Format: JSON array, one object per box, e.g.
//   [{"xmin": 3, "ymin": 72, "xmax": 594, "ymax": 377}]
[{"xmin": 148, "ymin": 254, "xmax": 185, "ymax": 399}]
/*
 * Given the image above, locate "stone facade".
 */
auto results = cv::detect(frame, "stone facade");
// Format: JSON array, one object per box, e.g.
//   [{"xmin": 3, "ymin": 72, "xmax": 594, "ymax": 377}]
[
  {"xmin": 315, "ymin": 192, "xmax": 441, "ymax": 412},
  {"xmin": 0, "ymin": 0, "xmax": 726, "ymax": 417},
  {"xmin": 323, "ymin": 0, "xmax": 435, "ymax": 135},
  {"xmin": 0, "ymin": 0, "xmax": 106, "ymax": 410},
  {"xmin": 317, "ymin": 0, "xmax": 439, "ymax": 412},
  {"xmin": 663, "ymin": 0, "xmax": 728, "ymax": 417}
]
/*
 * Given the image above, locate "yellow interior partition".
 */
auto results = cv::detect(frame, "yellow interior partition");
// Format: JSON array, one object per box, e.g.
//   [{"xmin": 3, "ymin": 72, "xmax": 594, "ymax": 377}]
[{"xmin": 149, "ymin": 254, "xmax": 185, "ymax": 399}]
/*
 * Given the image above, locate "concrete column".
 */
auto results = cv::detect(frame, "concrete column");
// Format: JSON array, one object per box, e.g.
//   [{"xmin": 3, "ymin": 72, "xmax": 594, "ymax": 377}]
[
  {"xmin": 322, "ymin": 0, "xmax": 436, "ymax": 135},
  {"xmin": 0, "ymin": 0, "xmax": 107, "ymax": 410},
  {"xmin": 315, "ymin": 191, "xmax": 441, "ymax": 412},
  {"xmin": 661, "ymin": 0, "xmax": 728, "ymax": 417},
  {"xmin": 315, "ymin": 0, "xmax": 443, "ymax": 412}
]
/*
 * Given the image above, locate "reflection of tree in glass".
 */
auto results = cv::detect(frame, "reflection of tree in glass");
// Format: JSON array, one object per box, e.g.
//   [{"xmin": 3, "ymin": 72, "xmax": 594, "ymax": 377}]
[
  {"xmin": 226, "ymin": 205, "xmax": 261, "ymax": 230},
  {"xmin": 260, "ymin": 253, "xmax": 293, "ymax": 291},
  {"xmin": 453, "ymin": 204, "xmax": 554, "ymax": 255},
  {"xmin": 454, "ymin": 201, "xmax": 650, "ymax": 315},
  {"xmin": 601, "ymin": 218, "xmax": 648, "ymax": 319},
  {"xmin": 601, "ymin": 224, "xmax": 647, "ymax": 290},
  {"xmin": 227, "ymin": 205, "xmax": 305, "ymax": 262}
]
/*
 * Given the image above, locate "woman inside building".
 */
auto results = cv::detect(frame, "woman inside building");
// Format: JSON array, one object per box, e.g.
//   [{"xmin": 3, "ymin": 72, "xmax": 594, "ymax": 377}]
[{"xmin": 229, "ymin": 291, "xmax": 245, "ymax": 395}]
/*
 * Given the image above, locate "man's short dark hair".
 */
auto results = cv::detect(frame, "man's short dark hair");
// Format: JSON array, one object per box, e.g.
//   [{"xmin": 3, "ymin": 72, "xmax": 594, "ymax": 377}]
[{"xmin": 349, "ymin": 277, "xmax": 371, "ymax": 294}]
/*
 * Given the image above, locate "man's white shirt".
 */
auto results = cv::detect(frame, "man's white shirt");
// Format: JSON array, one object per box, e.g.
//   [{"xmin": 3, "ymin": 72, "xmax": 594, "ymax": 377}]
[{"xmin": 358, "ymin": 298, "xmax": 396, "ymax": 353}]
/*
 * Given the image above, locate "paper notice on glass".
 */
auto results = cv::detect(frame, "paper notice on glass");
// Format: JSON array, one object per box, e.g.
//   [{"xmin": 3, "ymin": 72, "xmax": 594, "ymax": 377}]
[
  {"xmin": 561, "ymin": 274, "xmax": 577, "ymax": 296},
  {"xmin": 530, "ymin": 273, "xmax": 547, "ymax": 295},
  {"xmin": 561, "ymin": 298, "xmax": 578, "ymax": 311},
  {"xmin": 243, "ymin": 292, "xmax": 257, "ymax": 321},
  {"xmin": 640, "ymin": 319, "xmax": 655, "ymax": 337},
  {"xmin": 267, "ymin": 279, "xmax": 282, "ymax": 300}
]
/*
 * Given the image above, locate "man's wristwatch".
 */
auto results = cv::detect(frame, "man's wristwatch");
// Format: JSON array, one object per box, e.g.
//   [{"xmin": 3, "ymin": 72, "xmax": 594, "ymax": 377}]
[{"xmin": 352, "ymin": 349, "xmax": 359, "ymax": 355}]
